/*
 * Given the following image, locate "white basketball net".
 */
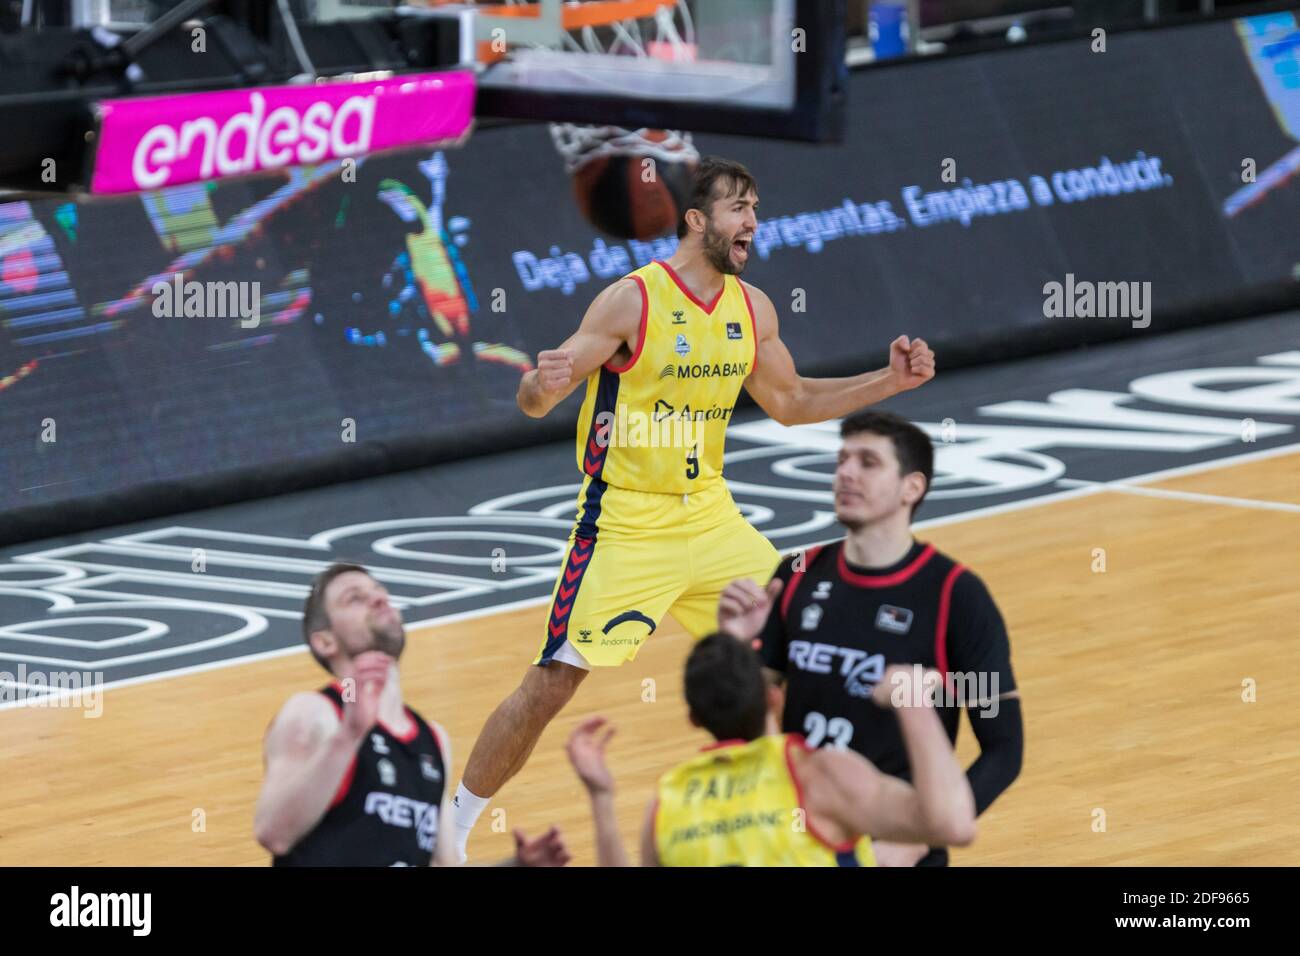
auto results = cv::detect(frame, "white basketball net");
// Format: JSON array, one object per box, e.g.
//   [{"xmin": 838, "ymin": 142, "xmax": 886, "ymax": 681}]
[{"xmin": 549, "ymin": 125, "xmax": 699, "ymax": 174}]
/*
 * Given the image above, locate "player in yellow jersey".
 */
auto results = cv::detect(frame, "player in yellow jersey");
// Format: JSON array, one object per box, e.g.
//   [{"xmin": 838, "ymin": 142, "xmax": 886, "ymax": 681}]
[
  {"xmin": 450, "ymin": 157, "xmax": 936, "ymax": 859},
  {"xmin": 565, "ymin": 635, "xmax": 976, "ymax": 866}
]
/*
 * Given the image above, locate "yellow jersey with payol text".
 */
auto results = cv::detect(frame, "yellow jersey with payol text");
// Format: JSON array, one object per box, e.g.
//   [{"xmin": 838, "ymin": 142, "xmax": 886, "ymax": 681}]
[
  {"xmin": 574, "ymin": 260, "xmax": 757, "ymax": 494},
  {"xmin": 654, "ymin": 734, "xmax": 876, "ymax": 867}
]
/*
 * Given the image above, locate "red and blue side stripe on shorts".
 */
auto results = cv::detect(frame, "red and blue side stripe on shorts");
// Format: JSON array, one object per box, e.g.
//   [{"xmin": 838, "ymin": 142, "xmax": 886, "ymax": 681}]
[{"xmin": 540, "ymin": 369, "xmax": 618, "ymax": 664}]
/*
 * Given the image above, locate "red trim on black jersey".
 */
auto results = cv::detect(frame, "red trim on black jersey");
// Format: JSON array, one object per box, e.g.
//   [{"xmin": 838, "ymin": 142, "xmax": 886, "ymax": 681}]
[
  {"xmin": 783, "ymin": 735, "xmax": 857, "ymax": 854},
  {"xmin": 321, "ymin": 686, "xmax": 357, "ymax": 810},
  {"xmin": 837, "ymin": 543, "xmax": 935, "ymax": 588},
  {"xmin": 780, "ymin": 545, "xmax": 824, "ymax": 625},
  {"xmin": 381, "ymin": 707, "xmax": 420, "ymax": 744},
  {"xmin": 655, "ymin": 260, "xmax": 725, "ymax": 314},
  {"xmin": 323, "ymin": 682, "xmax": 420, "ymax": 745},
  {"xmin": 604, "ymin": 274, "xmax": 649, "ymax": 373},
  {"xmin": 330, "ymin": 759, "xmax": 357, "ymax": 809},
  {"xmin": 935, "ymin": 565, "xmax": 966, "ymax": 684}
]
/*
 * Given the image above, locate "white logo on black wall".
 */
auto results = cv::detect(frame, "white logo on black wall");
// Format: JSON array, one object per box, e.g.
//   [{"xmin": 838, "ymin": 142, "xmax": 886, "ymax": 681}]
[{"xmin": 4, "ymin": 350, "xmax": 1298, "ymax": 689}]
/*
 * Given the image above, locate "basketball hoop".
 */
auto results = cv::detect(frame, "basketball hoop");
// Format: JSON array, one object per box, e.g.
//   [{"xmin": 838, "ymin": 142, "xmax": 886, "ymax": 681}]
[
  {"xmin": 457, "ymin": 0, "xmax": 700, "ymax": 170},
  {"xmin": 458, "ymin": 0, "xmax": 705, "ymax": 238},
  {"xmin": 549, "ymin": 125, "xmax": 698, "ymax": 176},
  {"xmin": 458, "ymin": 0, "xmax": 814, "ymax": 140}
]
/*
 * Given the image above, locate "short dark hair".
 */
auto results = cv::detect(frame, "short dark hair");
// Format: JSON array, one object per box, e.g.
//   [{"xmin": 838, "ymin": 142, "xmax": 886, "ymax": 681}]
[
  {"xmin": 840, "ymin": 409, "xmax": 935, "ymax": 516},
  {"xmin": 302, "ymin": 562, "xmax": 370, "ymax": 672},
  {"xmin": 684, "ymin": 634, "xmax": 768, "ymax": 742},
  {"xmin": 677, "ymin": 156, "xmax": 758, "ymax": 239}
]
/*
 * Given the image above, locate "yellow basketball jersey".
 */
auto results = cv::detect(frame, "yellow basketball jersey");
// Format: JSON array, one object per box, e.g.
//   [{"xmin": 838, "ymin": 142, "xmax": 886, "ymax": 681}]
[
  {"xmin": 654, "ymin": 734, "xmax": 876, "ymax": 867},
  {"xmin": 574, "ymin": 260, "xmax": 757, "ymax": 494}
]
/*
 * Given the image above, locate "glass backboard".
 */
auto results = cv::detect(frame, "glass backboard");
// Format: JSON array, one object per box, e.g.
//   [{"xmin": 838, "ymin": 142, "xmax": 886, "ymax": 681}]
[{"xmin": 81, "ymin": 0, "xmax": 844, "ymax": 141}]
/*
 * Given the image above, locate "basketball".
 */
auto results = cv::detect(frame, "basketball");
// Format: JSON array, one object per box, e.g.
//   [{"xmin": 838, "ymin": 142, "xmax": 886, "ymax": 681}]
[{"xmin": 567, "ymin": 129, "xmax": 698, "ymax": 240}]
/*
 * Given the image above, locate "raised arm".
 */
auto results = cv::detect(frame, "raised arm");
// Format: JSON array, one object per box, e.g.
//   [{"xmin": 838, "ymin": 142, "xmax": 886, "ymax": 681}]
[
  {"xmin": 565, "ymin": 716, "xmax": 633, "ymax": 867},
  {"xmin": 516, "ymin": 278, "xmax": 645, "ymax": 419},
  {"xmin": 741, "ymin": 282, "xmax": 935, "ymax": 426},
  {"xmin": 253, "ymin": 692, "xmax": 367, "ymax": 857},
  {"xmin": 804, "ymin": 667, "xmax": 976, "ymax": 849},
  {"xmin": 254, "ymin": 651, "xmax": 389, "ymax": 857}
]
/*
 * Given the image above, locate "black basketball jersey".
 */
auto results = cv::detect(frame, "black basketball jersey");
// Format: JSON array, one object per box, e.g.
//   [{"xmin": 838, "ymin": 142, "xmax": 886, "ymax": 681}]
[
  {"xmin": 273, "ymin": 683, "xmax": 447, "ymax": 867},
  {"xmin": 758, "ymin": 539, "xmax": 1015, "ymax": 779}
]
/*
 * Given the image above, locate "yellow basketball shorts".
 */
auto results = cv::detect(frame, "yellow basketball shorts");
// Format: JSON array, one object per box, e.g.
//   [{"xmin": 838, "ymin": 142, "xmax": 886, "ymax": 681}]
[{"xmin": 534, "ymin": 476, "xmax": 781, "ymax": 668}]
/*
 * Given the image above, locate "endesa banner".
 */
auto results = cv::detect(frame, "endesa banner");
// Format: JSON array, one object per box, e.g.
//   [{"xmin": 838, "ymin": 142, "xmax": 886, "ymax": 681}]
[{"xmin": 89, "ymin": 71, "xmax": 475, "ymax": 194}]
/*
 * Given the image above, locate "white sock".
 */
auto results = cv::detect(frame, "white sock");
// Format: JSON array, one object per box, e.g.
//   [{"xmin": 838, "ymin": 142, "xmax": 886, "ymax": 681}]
[{"xmin": 451, "ymin": 783, "xmax": 491, "ymax": 862}]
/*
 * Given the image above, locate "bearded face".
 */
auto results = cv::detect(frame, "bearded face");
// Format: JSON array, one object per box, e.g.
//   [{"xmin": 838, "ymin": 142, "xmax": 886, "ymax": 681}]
[
  {"xmin": 695, "ymin": 181, "xmax": 756, "ymax": 275},
  {"xmin": 320, "ymin": 571, "xmax": 406, "ymax": 664}
]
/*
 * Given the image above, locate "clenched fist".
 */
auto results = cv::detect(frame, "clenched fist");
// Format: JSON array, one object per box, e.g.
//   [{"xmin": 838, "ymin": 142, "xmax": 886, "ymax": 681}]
[
  {"xmin": 536, "ymin": 349, "xmax": 575, "ymax": 394},
  {"xmin": 717, "ymin": 576, "xmax": 784, "ymax": 646},
  {"xmin": 887, "ymin": 335, "xmax": 935, "ymax": 392}
]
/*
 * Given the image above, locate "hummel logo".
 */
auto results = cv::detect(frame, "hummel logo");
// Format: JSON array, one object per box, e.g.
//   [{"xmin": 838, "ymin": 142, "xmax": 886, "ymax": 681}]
[
  {"xmin": 672, "ymin": 310, "xmax": 686, "ymax": 325},
  {"xmin": 577, "ymin": 629, "xmax": 593, "ymax": 643}
]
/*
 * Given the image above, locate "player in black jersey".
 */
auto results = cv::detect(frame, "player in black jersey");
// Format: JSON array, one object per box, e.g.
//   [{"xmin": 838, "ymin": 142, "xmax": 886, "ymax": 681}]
[
  {"xmin": 718, "ymin": 410, "xmax": 1023, "ymax": 867},
  {"xmin": 255, "ymin": 563, "xmax": 570, "ymax": 867}
]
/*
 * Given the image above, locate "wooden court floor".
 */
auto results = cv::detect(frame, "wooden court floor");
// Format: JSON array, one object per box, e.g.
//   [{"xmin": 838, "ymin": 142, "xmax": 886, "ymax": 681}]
[{"xmin": 2, "ymin": 450, "xmax": 1297, "ymax": 866}]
